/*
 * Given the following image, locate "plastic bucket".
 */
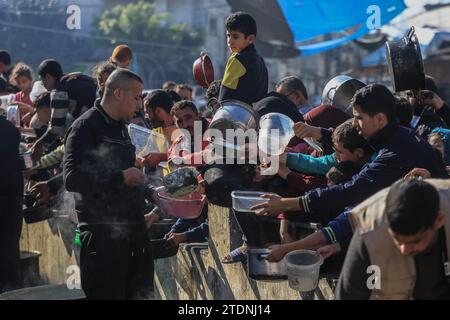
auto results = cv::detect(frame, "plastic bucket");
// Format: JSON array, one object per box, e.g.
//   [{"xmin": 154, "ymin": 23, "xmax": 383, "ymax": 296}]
[{"xmin": 284, "ymin": 250, "xmax": 323, "ymax": 292}]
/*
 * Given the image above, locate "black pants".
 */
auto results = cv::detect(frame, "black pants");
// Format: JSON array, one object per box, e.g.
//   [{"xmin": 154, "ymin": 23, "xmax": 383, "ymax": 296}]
[
  {"xmin": 79, "ymin": 224, "xmax": 154, "ymax": 300},
  {"xmin": 0, "ymin": 196, "xmax": 23, "ymax": 293}
]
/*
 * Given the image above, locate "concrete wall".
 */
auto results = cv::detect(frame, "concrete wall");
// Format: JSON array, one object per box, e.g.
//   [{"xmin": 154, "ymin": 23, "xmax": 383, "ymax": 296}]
[
  {"xmin": 20, "ymin": 215, "xmax": 78, "ymax": 286},
  {"xmin": 153, "ymin": 204, "xmax": 336, "ymax": 300},
  {"xmin": 19, "ymin": 204, "xmax": 336, "ymax": 300}
]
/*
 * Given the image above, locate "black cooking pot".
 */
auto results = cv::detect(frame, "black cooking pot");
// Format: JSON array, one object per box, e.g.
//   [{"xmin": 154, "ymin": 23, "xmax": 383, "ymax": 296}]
[
  {"xmin": 201, "ymin": 163, "xmax": 256, "ymax": 207},
  {"xmin": 386, "ymin": 26, "xmax": 425, "ymax": 92}
]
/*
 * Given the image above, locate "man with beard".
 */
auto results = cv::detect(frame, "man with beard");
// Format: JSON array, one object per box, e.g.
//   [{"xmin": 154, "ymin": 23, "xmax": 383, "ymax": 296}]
[
  {"xmin": 336, "ymin": 178, "xmax": 450, "ymax": 300},
  {"xmin": 140, "ymin": 90, "xmax": 177, "ymax": 168},
  {"xmin": 143, "ymin": 89, "xmax": 176, "ymax": 140},
  {"xmin": 63, "ymin": 68, "xmax": 153, "ymax": 299}
]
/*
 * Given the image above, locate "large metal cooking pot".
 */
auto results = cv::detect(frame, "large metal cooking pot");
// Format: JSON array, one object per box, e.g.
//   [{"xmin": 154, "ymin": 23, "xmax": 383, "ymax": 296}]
[
  {"xmin": 247, "ymin": 248, "xmax": 287, "ymax": 281},
  {"xmin": 322, "ymin": 75, "xmax": 366, "ymax": 115},
  {"xmin": 209, "ymin": 99, "xmax": 260, "ymax": 151},
  {"xmin": 193, "ymin": 51, "xmax": 214, "ymax": 88},
  {"xmin": 386, "ymin": 26, "xmax": 425, "ymax": 92}
]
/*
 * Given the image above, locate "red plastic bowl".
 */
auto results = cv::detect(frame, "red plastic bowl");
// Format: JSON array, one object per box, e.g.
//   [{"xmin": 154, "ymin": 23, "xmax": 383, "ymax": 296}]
[{"xmin": 155, "ymin": 187, "xmax": 206, "ymax": 219}]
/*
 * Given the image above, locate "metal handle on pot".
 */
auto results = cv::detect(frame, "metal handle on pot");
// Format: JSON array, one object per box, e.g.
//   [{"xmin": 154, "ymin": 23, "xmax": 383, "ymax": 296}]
[
  {"xmin": 257, "ymin": 253, "xmax": 269, "ymax": 260},
  {"xmin": 326, "ymin": 86, "xmax": 337, "ymax": 102},
  {"xmin": 405, "ymin": 26, "xmax": 416, "ymax": 45}
]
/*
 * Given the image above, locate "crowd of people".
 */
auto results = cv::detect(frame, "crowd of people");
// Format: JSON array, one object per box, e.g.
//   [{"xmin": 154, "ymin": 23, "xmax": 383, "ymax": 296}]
[{"xmin": 1, "ymin": 11, "xmax": 450, "ymax": 300}]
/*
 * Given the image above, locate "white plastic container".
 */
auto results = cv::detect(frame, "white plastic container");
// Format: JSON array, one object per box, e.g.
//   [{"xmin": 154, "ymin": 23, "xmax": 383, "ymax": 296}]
[
  {"xmin": 284, "ymin": 250, "xmax": 323, "ymax": 292},
  {"xmin": 6, "ymin": 104, "xmax": 20, "ymax": 125},
  {"xmin": 231, "ymin": 191, "xmax": 277, "ymax": 213}
]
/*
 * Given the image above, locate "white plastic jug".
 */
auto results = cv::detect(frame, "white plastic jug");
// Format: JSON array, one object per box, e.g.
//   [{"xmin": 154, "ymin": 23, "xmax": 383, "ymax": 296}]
[
  {"xmin": 258, "ymin": 113, "xmax": 294, "ymax": 156},
  {"xmin": 284, "ymin": 250, "xmax": 323, "ymax": 292},
  {"xmin": 258, "ymin": 113, "xmax": 323, "ymax": 155}
]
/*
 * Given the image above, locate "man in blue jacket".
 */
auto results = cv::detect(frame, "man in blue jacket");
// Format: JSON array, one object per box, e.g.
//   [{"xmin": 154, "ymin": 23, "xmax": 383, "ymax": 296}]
[{"xmin": 252, "ymin": 84, "xmax": 449, "ymax": 224}]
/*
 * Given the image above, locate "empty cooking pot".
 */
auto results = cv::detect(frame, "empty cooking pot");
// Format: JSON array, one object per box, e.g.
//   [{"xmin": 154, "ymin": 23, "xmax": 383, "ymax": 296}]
[
  {"xmin": 322, "ymin": 75, "xmax": 366, "ymax": 115},
  {"xmin": 386, "ymin": 26, "xmax": 425, "ymax": 92},
  {"xmin": 247, "ymin": 248, "xmax": 287, "ymax": 281},
  {"xmin": 193, "ymin": 51, "xmax": 214, "ymax": 88},
  {"xmin": 209, "ymin": 100, "xmax": 259, "ymax": 153}
]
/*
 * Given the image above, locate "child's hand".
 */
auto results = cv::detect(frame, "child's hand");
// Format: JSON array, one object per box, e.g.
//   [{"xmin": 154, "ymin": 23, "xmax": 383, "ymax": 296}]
[
  {"xmin": 277, "ymin": 161, "xmax": 291, "ymax": 180},
  {"xmin": 293, "ymin": 122, "xmax": 322, "ymax": 140},
  {"xmin": 419, "ymin": 90, "xmax": 444, "ymax": 110},
  {"xmin": 166, "ymin": 232, "xmax": 187, "ymax": 247},
  {"xmin": 251, "ymin": 194, "xmax": 285, "ymax": 216},
  {"xmin": 316, "ymin": 243, "xmax": 341, "ymax": 259},
  {"xmin": 267, "ymin": 244, "xmax": 289, "ymax": 262},
  {"xmin": 404, "ymin": 168, "xmax": 431, "ymax": 180}
]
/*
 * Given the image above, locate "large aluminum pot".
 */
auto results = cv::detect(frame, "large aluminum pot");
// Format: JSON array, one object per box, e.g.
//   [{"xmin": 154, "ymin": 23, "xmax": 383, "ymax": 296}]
[
  {"xmin": 193, "ymin": 51, "xmax": 214, "ymax": 88},
  {"xmin": 386, "ymin": 26, "xmax": 425, "ymax": 92},
  {"xmin": 209, "ymin": 100, "xmax": 259, "ymax": 151},
  {"xmin": 247, "ymin": 248, "xmax": 287, "ymax": 281},
  {"xmin": 322, "ymin": 75, "xmax": 366, "ymax": 115}
]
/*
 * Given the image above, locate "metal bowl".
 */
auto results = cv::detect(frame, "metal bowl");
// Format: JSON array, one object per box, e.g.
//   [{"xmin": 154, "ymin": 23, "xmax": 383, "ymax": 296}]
[{"xmin": 322, "ymin": 75, "xmax": 366, "ymax": 115}]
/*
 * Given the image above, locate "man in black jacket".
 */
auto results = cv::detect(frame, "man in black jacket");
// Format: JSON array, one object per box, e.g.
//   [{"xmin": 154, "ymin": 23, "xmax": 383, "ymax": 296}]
[
  {"xmin": 0, "ymin": 116, "xmax": 23, "ymax": 293},
  {"xmin": 253, "ymin": 76, "xmax": 305, "ymax": 123},
  {"xmin": 63, "ymin": 68, "xmax": 152, "ymax": 299}
]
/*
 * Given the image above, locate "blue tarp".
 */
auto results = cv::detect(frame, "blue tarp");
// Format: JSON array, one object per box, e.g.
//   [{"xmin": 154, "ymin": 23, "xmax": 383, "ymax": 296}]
[{"xmin": 277, "ymin": 0, "xmax": 407, "ymax": 55}]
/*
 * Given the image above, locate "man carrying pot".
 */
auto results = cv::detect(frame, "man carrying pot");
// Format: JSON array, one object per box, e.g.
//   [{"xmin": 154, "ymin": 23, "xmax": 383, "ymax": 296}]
[
  {"xmin": 63, "ymin": 69, "xmax": 153, "ymax": 299},
  {"xmin": 336, "ymin": 178, "xmax": 450, "ymax": 300}
]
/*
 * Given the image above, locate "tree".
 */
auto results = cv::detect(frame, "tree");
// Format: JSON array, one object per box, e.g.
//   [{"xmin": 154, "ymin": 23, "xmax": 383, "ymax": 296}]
[{"xmin": 97, "ymin": 0, "xmax": 204, "ymax": 87}]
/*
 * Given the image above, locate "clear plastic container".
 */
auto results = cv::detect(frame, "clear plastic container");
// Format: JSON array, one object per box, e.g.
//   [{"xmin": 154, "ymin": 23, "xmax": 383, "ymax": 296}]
[
  {"xmin": 258, "ymin": 113, "xmax": 294, "ymax": 156},
  {"xmin": 155, "ymin": 187, "xmax": 206, "ymax": 219},
  {"xmin": 258, "ymin": 112, "xmax": 323, "ymax": 155},
  {"xmin": 128, "ymin": 124, "xmax": 170, "ymax": 157},
  {"xmin": 284, "ymin": 250, "xmax": 323, "ymax": 292},
  {"xmin": 231, "ymin": 191, "xmax": 277, "ymax": 213}
]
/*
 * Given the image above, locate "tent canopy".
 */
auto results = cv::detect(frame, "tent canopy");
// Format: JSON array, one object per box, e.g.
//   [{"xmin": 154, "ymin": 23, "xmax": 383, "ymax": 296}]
[{"xmin": 277, "ymin": 0, "xmax": 407, "ymax": 55}]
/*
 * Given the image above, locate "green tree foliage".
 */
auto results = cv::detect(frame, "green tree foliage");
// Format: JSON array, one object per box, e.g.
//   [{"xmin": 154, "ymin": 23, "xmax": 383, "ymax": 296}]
[{"xmin": 97, "ymin": 0, "xmax": 203, "ymax": 87}]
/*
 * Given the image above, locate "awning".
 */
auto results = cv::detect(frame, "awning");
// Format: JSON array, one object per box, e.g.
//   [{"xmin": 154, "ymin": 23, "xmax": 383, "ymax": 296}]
[{"xmin": 278, "ymin": 0, "xmax": 406, "ymax": 55}]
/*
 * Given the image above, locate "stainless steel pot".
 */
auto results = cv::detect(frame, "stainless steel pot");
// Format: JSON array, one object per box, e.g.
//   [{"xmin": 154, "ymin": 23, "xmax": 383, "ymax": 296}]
[
  {"xmin": 321, "ymin": 75, "xmax": 366, "ymax": 115},
  {"xmin": 247, "ymin": 248, "xmax": 287, "ymax": 281},
  {"xmin": 209, "ymin": 99, "xmax": 259, "ymax": 151},
  {"xmin": 386, "ymin": 26, "xmax": 425, "ymax": 92},
  {"xmin": 210, "ymin": 100, "xmax": 259, "ymax": 132}
]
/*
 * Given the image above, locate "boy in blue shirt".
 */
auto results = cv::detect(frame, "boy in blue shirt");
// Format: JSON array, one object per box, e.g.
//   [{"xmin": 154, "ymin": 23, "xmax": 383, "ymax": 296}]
[{"xmin": 219, "ymin": 12, "xmax": 268, "ymax": 105}]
